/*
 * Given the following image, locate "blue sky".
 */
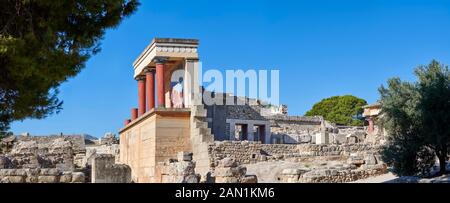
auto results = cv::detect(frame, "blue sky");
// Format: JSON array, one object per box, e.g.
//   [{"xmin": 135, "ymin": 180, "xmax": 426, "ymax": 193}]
[{"xmin": 10, "ymin": 0, "xmax": 450, "ymax": 137}]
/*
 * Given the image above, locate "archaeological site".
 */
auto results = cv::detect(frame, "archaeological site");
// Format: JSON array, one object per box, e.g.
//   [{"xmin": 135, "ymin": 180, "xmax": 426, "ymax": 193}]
[{"xmin": 0, "ymin": 38, "xmax": 395, "ymax": 184}]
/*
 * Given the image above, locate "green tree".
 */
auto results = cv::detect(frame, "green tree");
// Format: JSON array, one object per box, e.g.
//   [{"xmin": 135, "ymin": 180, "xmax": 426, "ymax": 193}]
[
  {"xmin": 305, "ymin": 95, "xmax": 368, "ymax": 126},
  {"xmin": 380, "ymin": 60, "xmax": 450, "ymax": 176},
  {"xmin": 0, "ymin": 0, "xmax": 140, "ymax": 133}
]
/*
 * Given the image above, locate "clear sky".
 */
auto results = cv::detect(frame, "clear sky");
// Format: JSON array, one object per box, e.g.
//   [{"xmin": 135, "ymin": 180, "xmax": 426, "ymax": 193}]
[{"xmin": 10, "ymin": 0, "xmax": 450, "ymax": 137}]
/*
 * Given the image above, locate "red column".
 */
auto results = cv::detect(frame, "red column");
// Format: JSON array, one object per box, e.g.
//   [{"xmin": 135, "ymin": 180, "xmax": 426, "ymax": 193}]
[
  {"xmin": 124, "ymin": 119, "xmax": 131, "ymax": 126},
  {"xmin": 137, "ymin": 76, "xmax": 146, "ymax": 116},
  {"xmin": 156, "ymin": 61, "xmax": 165, "ymax": 107},
  {"xmin": 367, "ymin": 117, "xmax": 374, "ymax": 134},
  {"xmin": 131, "ymin": 108, "xmax": 138, "ymax": 121},
  {"xmin": 146, "ymin": 69, "xmax": 155, "ymax": 110}
]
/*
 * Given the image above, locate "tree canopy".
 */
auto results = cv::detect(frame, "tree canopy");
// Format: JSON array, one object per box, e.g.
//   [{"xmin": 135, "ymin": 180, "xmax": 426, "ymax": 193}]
[
  {"xmin": 380, "ymin": 60, "xmax": 450, "ymax": 176},
  {"xmin": 0, "ymin": 0, "xmax": 140, "ymax": 133},
  {"xmin": 305, "ymin": 95, "xmax": 367, "ymax": 126}
]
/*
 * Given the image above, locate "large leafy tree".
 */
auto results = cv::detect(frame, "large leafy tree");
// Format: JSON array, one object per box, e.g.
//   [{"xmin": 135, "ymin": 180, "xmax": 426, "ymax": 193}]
[
  {"xmin": 380, "ymin": 60, "xmax": 450, "ymax": 176},
  {"xmin": 305, "ymin": 95, "xmax": 367, "ymax": 126},
  {"xmin": 0, "ymin": 0, "xmax": 139, "ymax": 133}
]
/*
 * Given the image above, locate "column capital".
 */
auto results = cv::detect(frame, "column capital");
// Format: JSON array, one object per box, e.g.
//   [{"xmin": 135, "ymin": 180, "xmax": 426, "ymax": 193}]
[
  {"xmin": 185, "ymin": 58, "xmax": 199, "ymax": 63},
  {"xmin": 144, "ymin": 67, "xmax": 156, "ymax": 73},
  {"xmin": 135, "ymin": 75, "xmax": 146, "ymax": 81},
  {"xmin": 153, "ymin": 57, "xmax": 169, "ymax": 64}
]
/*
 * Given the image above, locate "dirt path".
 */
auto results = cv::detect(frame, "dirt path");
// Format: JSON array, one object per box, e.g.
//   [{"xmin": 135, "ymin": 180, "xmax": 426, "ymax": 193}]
[{"xmin": 350, "ymin": 172, "xmax": 398, "ymax": 183}]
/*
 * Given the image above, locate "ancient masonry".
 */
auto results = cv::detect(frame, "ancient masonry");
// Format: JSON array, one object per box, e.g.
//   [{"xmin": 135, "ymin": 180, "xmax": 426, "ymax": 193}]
[
  {"xmin": 116, "ymin": 38, "xmax": 388, "ymax": 183},
  {"xmin": 0, "ymin": 134, "xmax": 128, "ymax": 183},
  {"xmin": 0, "ymin": 38, "xmax": 388, "ymax": 183}
]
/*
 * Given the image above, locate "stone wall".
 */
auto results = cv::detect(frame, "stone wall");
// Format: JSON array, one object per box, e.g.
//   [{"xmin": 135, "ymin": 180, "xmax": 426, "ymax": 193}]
[
  {"xmin": 280, "ymin": 164, "xmax": 387, "ymax": 183},
  {"xmin": 207, "ymin": 141, "xmax": 381, "ymax": 165},
  {"xmin": 2, "ymin": 137, "xmax": 76, "ymax": 170},
  {"xmin": 92, "ymin": 154, "xmax": 131, "ymax": 183},
  {"xmin": 155, "ymin": 152, "xmax": 200, "ymax": 183},
  {"xmin": 268, "ymin": 116, "xmax": 323, "ymax": 144},
  {"xmin": 119, "ymin": 110, "xmax": 192, "ymax": 183},
  {"xmin": 204, "ymin": 93, "xmax": 268, "ymax": 141},
  {"xmin": 213, "ymin": 158, "xmax": 257, "ymax": 183},
  {"xmin": 16, "ymin": 135, "xmax": 86, "ymax": 154},
  {"xmin": 0, "ymin": 168, "xmax": 85, "ymax": 183}
]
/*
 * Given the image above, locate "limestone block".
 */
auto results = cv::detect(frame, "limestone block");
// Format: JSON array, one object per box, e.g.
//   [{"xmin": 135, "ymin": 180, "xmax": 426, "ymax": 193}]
[
  {"xmin": 59, "ymin": 173, "xmax": 72, "ymax": 183},
  {"xmin": 241, "ymin": 175, "xmax": 258, "ymax": 183},
  {"xmin": 0, "ymin": 156, "xmax": 13, "ymax": 169},
  {"xmin": 215, "ymin": 176, "xmax": 239, "ymax": 183},
  {"xmin": 215, "ymin": 166, "xmax": 246, "ymax": 177},
  {"xmin": 40, "ymin": 168, "xmax": 60, "ymax": 176},
  {"xmin": 71, "ymin": 172, "xmax": 85, "ymax": 183},
  {"xmin": 177, "ymin": 152, "xmax": 193, "ymax": 162},
  {"xmin": 218, "ymin": 158, "xmax": 238, "ymax": 168},
  {"xmin": 364, "ymin": 154, "xmax": 377, "ymax": 165},
  {"xmin": 38, "ymin": 176, "xmax": 58, "ymax": 183},
  {"xmin": 183, "ymin": 174, "xmax": 200, "ymax": 183},
  {"xmin": 3, "ymin": 176, "xmax": 25, "ymax": 183},
  {"xmin": 25, "ymin": 176, "xmax": 38, "ymax": 183}
]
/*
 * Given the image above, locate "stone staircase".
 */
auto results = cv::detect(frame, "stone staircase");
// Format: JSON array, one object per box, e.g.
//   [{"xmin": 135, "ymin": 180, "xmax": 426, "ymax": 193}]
[{"xmin": 189, "ymin": 87, "xmax": 214, "ymax": 181}]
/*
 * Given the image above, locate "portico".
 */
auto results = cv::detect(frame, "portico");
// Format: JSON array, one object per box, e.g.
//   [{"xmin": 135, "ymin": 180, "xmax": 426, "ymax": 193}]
[{"xmin": 119, "ymin": 38, "xmax": 202, "ymax": 182}]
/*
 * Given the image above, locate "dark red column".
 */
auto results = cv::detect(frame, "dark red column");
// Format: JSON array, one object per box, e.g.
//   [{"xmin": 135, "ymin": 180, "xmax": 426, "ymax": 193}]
[
  {"xmin": 124, "ymin": 119, "xmax": 131, "ymax": 126},
  {"xmin": 156, "ymin": 61, "xmax": 165, "ymax": 108},
  {"xmin": 146, "ymin": 69, "xmax": 155, "ymax": 110},
  {"xmin": 137, "ymin": 76, "xmax": 146, "ymax": 116},
  {"xmin": 367, "ymin": 117, "xmax": 374, "ymax": 134},
  {"xmin": 131, "ymin": 108, "xmax": 138, "ymax": 121}
]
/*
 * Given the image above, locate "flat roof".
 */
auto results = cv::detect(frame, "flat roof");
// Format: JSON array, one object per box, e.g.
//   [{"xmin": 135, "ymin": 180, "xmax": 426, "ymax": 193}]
[{"xmin": 152, "ymin": 38, "xmax": 199, "ymax": 45}]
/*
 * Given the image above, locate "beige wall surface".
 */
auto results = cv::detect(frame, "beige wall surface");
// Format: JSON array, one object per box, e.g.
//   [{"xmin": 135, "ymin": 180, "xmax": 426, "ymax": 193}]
[{"xmin": 119, "ymin": 110, "xmax": 191, "ymax": 183}]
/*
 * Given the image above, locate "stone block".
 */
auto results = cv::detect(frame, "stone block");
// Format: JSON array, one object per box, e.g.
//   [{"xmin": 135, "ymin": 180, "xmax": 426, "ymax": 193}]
[
  {"xmin": 183, "ymin": 174, "xmax": 200, "ymax": 183},
  {"xmin": 25, "ymin": 176, "xmax": 38, "ymax": 183},
  {"xmin": 241, "ymin": 175, "xmax": 258, "ymax": 183},
  {"xmin": 38, "ymin": 176, "xmax": 58, "ymax": 183},
  {"xmin": 40, "ymin": 168, "xmax": 60, "ymax": 176},
  {"xmin": 218, "ymin": 158, "xmax": 237, "ymax": 168},
  {"xmin": 215, "ymin": 166, "xmax": 247, "ymax": 178},
  {"xmin": 4, "ymin": 176, "xmax": 25, "ymax": 183},
  {"xmin": 364, "ymin": 154, "xmax": 377, "ymax": 165},
  {"xmin": 71, "ymin": 172, "xmax": 85, "ymax": 183},
  {"xmin": 59, "ymin": 174, "xmax": 72, "ymax": 183},
  {"xmin": 215, "ymin": 176, "xmax": 239, "ymax": 183},
  {"xmin": 177, "ymin": 152, "xmax": 193, "ymax": 162}
]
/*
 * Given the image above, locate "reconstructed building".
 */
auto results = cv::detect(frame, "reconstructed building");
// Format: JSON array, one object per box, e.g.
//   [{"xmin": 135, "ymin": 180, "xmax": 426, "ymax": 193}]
[{"xmin": 118, "ymin": 38, "xmax": 378, "ymax": 183}]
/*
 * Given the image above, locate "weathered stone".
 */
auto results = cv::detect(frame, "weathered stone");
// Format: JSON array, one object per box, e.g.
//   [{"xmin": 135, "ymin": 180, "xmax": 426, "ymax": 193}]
[
  {"xmin": 3, "ymin": 176, "xmax": 25, "ymax": 183},
  {"xmin": 0, "ymin": 156, "xmax": 12, "ymax": 169},
  {"xmin": 177, "ymin": 152, "xmax": 193, "ymax": 162},
  {"xmin": 183, "ymin": 174, "xmax": 200, "ymax": 183},
  {"xmin": 71, "ymin": 172, "xmax": 85, "ymax": 183},
  {"xmin": 215, "ymin": 176, "xmax": 239, "ymax": 183},
  {"xmin": 241, "ymin": 175, "xmax": 258, "ymax": 183},
  {"xmin": 59, "ymin": 174, "xmax": 72, "ymax": 183},
  {"xmin": 40, "ymin": 168, "xmax": 60, "ymax": 176},
  {"xmin": 364, "ymin": 154, "xmax": 377, "ymax": 165},
  {"xmin": 56, "ymin": 163, "xmax": 75, "ymax": 172},
  {"xmin": 218, "ymin": 158, "xmax": 237, "ymax": 168},
  {"xmin": 38, "ymin": 176, "xmax": 58, "ymax": 183},
  {"xmin": 215, "ymin": 166, "xmax": 246, "ymax": 177},
  {"xmin": 92, "ymin": 154, "xmax": 131, "ymax": 183}
]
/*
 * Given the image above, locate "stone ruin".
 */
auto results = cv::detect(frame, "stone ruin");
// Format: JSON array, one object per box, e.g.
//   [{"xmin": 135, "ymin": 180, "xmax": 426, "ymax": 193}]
[
  {"xmin": 0, "ymin": 133, "xmax": 130, "ymax": 183},
  {"xmin": 153, "ymin": 152, "xmax": 256, "ymax": 183}
]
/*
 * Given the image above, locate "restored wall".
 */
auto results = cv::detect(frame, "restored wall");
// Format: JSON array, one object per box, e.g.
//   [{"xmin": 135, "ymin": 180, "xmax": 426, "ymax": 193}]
[
  {"xmin": 92, "ymin": 154, "xmax": 131, "ymax": 183},
  {"xmin": 280, "ymin": 164, "xmax": 387, "ymax": 183},
  {"xmin": 268, "ymin": 116, "xmax": 323, "ymax": 144},
  {"xmin": 207, "ymin": 141, "xmax": 381, "ymax": 165},
  {"xmin": 0, "ymin": 168, "xmax": 85, "ymax": 183},
  {"xmin": 119, "ymin": 110, "xmax": 191, "ymax": 183}
]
